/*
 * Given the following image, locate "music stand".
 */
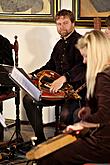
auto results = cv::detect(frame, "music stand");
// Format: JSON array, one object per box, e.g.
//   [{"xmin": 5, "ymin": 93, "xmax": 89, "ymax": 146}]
[
  {"xmin": 9, "ymin": 66, "xmax": 41, "ymax": 102},
  {"xmin": 0, "ymin": 65, "xmax": 41, "ymax": 144},
  {"xmin": 0, "ymin": 64, "xmax": 23, "ymax": 143},
  {"xmin": 9, "ymin": 67, "xmax": 41, "ymax": 143}
]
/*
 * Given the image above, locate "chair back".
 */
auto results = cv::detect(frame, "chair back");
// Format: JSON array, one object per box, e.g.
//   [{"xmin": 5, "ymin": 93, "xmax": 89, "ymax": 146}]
[
  {"xmin": 0, "ymin": 36, "xmax": 19, "ymax": 101},
  {"xmin": 11, "ymin": 35, "xmax": 19, "ymax": 67}
]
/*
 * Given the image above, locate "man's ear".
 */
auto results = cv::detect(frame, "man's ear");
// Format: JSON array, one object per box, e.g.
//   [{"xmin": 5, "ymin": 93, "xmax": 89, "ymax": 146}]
[{"xmin": 72, "ymin": 22, "xmax": 75, "ymax": 27}]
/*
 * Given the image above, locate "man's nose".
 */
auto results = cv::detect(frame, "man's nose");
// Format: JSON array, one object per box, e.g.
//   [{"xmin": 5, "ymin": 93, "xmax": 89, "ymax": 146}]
[{"xmin": 60, "ymin": 24, "xmax": 65, "ymax": 29}]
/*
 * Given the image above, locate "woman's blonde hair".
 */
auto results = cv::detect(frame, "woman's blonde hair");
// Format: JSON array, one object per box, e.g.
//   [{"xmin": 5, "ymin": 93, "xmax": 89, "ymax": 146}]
[{"xmin": 76, "ymin": 30, "xmax": 110, "ymax": 99}]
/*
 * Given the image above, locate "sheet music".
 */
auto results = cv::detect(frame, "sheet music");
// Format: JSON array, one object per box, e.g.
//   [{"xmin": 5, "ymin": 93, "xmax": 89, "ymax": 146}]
[
  {"xmin": 9, "ymin": 67, "xmax": 41, "ymax": 102},
  {"xmin": 0, "ymin": 113, "xmax": 6, "ymax": 128}
]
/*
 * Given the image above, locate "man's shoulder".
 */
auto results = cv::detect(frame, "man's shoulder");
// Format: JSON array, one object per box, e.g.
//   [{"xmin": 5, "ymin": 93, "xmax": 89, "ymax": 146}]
[
  {"xmin": 0, "ymin": 34, "xmax": 10, "ymax": 44},
  {"xmin": 73, "ymin": 30, "xmax": 82, "ymax": 38},
  {"xmin": 69, "ymin": 30, "xmax": 81, "ymax": 44}
]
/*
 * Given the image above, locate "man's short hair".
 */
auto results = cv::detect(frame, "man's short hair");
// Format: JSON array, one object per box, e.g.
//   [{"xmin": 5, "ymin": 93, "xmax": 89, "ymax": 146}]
[
  {"xmin": 55, "ymin": 9, "xmax": 75, "ymax": 23},
  {"xmin": 105, "ymin": 15, "xmax": 110, "ymax": 27}
]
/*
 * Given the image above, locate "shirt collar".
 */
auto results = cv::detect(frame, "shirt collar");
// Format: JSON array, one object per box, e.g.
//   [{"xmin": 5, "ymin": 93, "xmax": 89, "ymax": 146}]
[{"xmin": 61, "ymin": 29, "xmax": 75, "ymax": 40}]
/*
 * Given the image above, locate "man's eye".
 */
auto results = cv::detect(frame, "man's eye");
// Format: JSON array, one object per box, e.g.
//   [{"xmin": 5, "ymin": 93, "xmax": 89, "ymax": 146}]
[
  {"xmin": 57, "ymin": 23, "xmax": 61, "ymax": 26},
  {"xmin": 64, "ymin": 22, "xmax": 68, "ymax": 25}
]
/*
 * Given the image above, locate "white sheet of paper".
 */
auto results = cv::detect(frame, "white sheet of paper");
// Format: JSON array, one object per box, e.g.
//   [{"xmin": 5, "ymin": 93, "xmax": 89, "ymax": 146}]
[{"xmin": 10, "ymin": 67, "xmax": 41, "ymax": 101}]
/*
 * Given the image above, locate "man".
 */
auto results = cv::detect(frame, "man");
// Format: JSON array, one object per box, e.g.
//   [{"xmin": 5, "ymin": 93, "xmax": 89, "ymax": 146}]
[
  {"xmin": 0, "ymin": 34, "xmax": 14, "ymax": 140},
  {"xmin": 23, "ymin": 9, "xmax": 86, "ymax": 144},
  {"xmin": 105, "ymin": 15, "xmax": 110, "ymax": 38}
]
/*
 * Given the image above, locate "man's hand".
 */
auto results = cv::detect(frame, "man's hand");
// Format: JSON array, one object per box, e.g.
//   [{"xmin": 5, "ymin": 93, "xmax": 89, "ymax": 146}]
[{"xmin": 50, "ymin": 76, "xmax": 66, "ymax": 93}]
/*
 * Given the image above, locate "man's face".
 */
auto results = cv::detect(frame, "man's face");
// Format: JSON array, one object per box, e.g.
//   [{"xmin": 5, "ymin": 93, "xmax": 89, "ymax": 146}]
[
  {"xmin": 105, "ymin": 26, "xmax": 110, "ymax": 38},
  {"xmin": 56, "ymin": 16, "xmax": 74, "ymax": 37}
]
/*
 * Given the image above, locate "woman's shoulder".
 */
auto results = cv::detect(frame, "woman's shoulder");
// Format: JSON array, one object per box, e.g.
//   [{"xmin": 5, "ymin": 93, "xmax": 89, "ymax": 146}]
[
  {"xmin": 102, "ymin": 66, "xmax": 110, "ymax": 76},
  {"xmin": 97, "ymin": 67, "xmax": 110, "ymax": 81}
]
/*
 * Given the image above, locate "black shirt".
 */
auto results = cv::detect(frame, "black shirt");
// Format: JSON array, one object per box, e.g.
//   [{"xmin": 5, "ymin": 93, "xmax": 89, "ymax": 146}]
[
  {"xmin": 0, "ymin": 35, "xmax": 14, "ymax": 94},
  {"xmin": 32, "ymin": 30, "xmax": 86, "ymax": 90}
]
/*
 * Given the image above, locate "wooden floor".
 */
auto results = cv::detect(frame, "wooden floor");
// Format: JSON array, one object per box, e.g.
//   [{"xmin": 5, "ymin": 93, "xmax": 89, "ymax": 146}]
[{"xmin": 0, "ymin": 121, "xmax": 55, "ymax": 165}]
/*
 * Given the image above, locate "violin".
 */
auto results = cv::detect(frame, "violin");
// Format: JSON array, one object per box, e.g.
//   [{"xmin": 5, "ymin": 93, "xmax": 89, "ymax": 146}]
[{"xmin": 32, "ymin": 70, "xmax": 86, "ymax": 101}]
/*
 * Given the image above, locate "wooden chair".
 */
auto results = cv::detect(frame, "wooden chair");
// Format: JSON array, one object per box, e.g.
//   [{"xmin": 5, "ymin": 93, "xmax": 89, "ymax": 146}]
[
  {"xmin": 0, "ymin": 36, "xmax": 18, "ymax": 101},
  {"xmin": 0, "ymin": 36, "xmax": 19, "ymax": 141},
  {"xmin": 38, "ymin": 102, "xmax": 62, "ymax": 135}
]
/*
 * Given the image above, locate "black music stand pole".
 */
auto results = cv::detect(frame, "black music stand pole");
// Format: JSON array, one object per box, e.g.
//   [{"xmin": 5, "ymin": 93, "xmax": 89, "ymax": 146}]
[
  {"xmin": 8, "ymin": 36, "xmax": 24, "ymax": 143},
  {"xmin": 8, "ymin": 87, "xmax": 24, "ymax": 144},
  {"xmin": 8, "ymin": 66, "xmax": 41, "ymax": 144}
]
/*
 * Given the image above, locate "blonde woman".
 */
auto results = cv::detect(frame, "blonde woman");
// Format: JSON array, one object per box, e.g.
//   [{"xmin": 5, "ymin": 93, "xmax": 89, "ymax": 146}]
[{"xmin": 38, "ymin": 30, "xmax": 110, "ymax": 164}]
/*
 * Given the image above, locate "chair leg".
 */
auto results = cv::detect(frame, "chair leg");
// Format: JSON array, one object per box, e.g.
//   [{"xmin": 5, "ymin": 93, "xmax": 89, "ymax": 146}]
[
  {"xmin": 0, "ymin": 102, "xmax": 4, "ymax": 141},
  {"xmin": 0, "ymin": 124, "xmax": 4, "ymax": 141},
  {"xmin": 54, "ymin": 105, "xmax": 61, "ymax": 135}
]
